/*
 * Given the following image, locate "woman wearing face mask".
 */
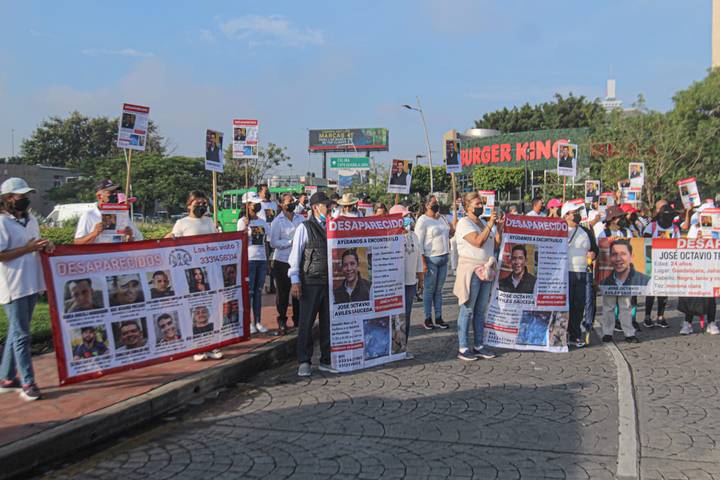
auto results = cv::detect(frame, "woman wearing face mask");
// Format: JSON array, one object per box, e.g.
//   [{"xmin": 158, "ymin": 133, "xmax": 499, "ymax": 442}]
[
  {"xmin": 237, "ymin": 193, "xmax": 270, "ymax": 334},
  {"xmin": 641, "ymin": 201, "xmax": 678, "ymax": 329},
  {"xmin": 414, "ymin": 195, "xmax": 453, "ymax": 330},
  {"xmin": 452, "ymin": 192, "xmax": 502, "ymax": 360},
  {"xmin": 596, "ymin": 205, "xmax": 634, "ymax": 239},
  {"xmin": 0, "ymin": 178, "xmax": 54, "ymax": 401},
  {"xmin": 389, "ymin": 204, "xmax": 424, "ymax": 358},
  {"xmin": 169, "ymin": 191, "xmax": 224, "ymax": 361},
  {"xmin": 168, "ymin": 190, "xmax": 217, "ymax": 238}
]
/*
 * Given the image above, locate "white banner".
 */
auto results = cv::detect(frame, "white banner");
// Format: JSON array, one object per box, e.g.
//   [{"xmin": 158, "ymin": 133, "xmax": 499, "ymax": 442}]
[
  {"xmin": 327, "ymin": 214, "xmax": 407, "ymax": 371},
  {"xmin": 42, "ymin": 233, "xmax": 249, "ymax": 385},
  {"xmin": 484, "ymin": 215, "xmax": 569, "ymax": 352},
  {"xmin": 651, "ymin": 238, "xmax": 720, "ymax": 297}
]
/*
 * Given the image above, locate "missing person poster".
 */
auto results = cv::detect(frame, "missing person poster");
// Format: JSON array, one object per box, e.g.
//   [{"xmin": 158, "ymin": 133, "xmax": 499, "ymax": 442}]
[
  {"xmin": 479, "ymin": 190, "xmax": 495, "ymax": 217},
  {"xmin": 651, "ymin": 238, "xmax": 720, "ymax": 297},
  {"xmin": 678, "ymin": 177, "xmax": 701, "ymax": 209},
  {"xmin": 620, "ymin": 186, "xmax": 642, "ymax": 206},
  {"xmin": 41, "ymin": 232, "xmax": 249, "ymax": 385},
  {"xmin": 599, "ymin": 192, "xmax": 615, "ymax": 214},
  {"xmin": 484, "ymin": 215, "xmax": 569, "ymax": 353},
  {"xmin": 205, "ymin": 129, "xmax": 224, "ymax": 173},
  {"xmin": 97, "ymin": 203, "xmax": 131, "ymax": 243},
  {"xmin": 117, "ymin": 103, "xmax": 150, "ymax": 151},
  {"xmin": 327, "ymin": 214, "xmax": 406, "ymax": 371},
  {"xmin": 585, "ymin": 180, "xmax": 600, "ymax": 203},
  {"xmin": 556, "ymin": 142, "xmax": 577, "ymax": 177},
  {"xmin": 387, "ymin": 159, "xmax": 412, "ymax": 194},
  {"xmin": 700, "ymin": 208, "xmax": 720, "ymax": 239},
  {"xmin": 596, "ymin": 237, "xmax": 652, "ymax": 296},
  {"xmin": 232, "ymin": 119, "xmax": 259, "ymax": 159},
  {"xmin": 629, "ymin": 162, "xmax": 645, "ymax": 187},
  {"xmin": 445, "ymin": 139, "xmax": 461, "ymax": 174}
]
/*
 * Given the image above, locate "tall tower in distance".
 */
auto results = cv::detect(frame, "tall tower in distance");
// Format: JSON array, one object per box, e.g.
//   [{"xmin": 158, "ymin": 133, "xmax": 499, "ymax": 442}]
[
  {"xmin": 601, "ymin": 79, "xmax": 623, "ymax": 112},
  {"xmin": 714, "ymin": 0, "xmax": 720, "ymax": 68}
]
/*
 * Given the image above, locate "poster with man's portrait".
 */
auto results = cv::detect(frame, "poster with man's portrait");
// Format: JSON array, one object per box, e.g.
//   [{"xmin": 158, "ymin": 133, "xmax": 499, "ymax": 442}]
[
  {"xmin": 584, "ymin": 180, "xmax": 600, "ymax": 203},
  {"xmin": 205, "ymin": 129, "xmax": 224, "ymax": 173},
  {"xmin": 331, "ymin": 247, "xmax": 372, "ymax": 304},
  {"xmin": 387, "ymin": 159, "xmax": 412, "ymax": 195},
  {"xmin": 556, "ymin": 143, "xmax": 577, "ymax": 177},
  {"xmin": 445, "ymin": 140, "xmax": 461, "ymax": 174},
  {"xmin": 629, "ymin": 162, "xmax": 644, "ymax": 187}
]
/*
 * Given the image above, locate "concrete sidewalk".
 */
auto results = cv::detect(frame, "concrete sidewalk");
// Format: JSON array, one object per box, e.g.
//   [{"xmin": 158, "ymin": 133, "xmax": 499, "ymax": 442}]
[{"xmin": 0, "ymin": 293, "xmax": 297, "ymax": 480}]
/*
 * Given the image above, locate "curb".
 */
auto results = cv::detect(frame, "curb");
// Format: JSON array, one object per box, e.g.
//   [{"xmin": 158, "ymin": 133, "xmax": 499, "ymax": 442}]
[{"xmin": 0, "ymin": 332, "xmax": 300, "ymax": 480}]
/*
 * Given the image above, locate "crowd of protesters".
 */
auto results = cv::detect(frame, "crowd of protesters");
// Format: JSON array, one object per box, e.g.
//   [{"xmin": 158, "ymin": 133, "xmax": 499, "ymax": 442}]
[{"xmin": 0, "ymin": 175, "xmax": 717, "ymax": 398}]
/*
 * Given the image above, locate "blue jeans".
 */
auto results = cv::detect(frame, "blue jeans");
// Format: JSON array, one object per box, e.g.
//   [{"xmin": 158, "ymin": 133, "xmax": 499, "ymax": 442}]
[
  {"xmin": 457, "ymin": 275, "xmax": 492, "ymax": 350},
  {"xmin": 568, "ymin": 272, "xmax": 588, "ymax": 341},
  {"xmin": 248, "ymin": 260, "xmax": 268, "ymax": 324},
  {"xmin": 404, "ymin": 284, "xmax": 417, "ymax": 342},
  {"xmin": 0, "ymin": 293, "xmax": 38, "ymax": 386},
  {"xmin": 423, "ymin": 254, "xmax": 448, "ymax": 320}
]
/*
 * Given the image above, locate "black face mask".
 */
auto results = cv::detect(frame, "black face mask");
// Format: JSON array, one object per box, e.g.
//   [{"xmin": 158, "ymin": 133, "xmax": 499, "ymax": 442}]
[
  {"xmin": 12, "ymin": 197, "xmax": 30, "ymax": 213},
  {"xmin": 430, "ymin": 204, "xmax": 440, "ymax": 214},
  {"xmin": 657, "ymin": 212, "xmax": 674, "ymax": 229},
  {"xmin": 252, "ymin": 203, "xmax": 262, "ymax": 214},
  {"xmin": 472, "ymin": 207, "xmax": 484, "ymax": 217},
  {"xmin": 285, "ymin": 203, "xmax": 296, "ymax": 213},
  {"xmin": 629, "ymin": 213, "xmax": 638, "ymax": 223},
  {"xmin": 192, "ymin": 205, "xmax": 207, "ymax": 217},
  {"xmin": 572, "ymin": 213, "xmax": 582, "ymax": 224},
  {"xmin": 617, "ymin": 218, "xmax": 629, "ymax": 229}
]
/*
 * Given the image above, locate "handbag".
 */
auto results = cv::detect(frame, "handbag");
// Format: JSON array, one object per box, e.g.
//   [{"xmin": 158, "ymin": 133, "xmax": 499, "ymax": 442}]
[{"xmin": 474, "ymin": 257, "xmax": 497, "ymax": 282}]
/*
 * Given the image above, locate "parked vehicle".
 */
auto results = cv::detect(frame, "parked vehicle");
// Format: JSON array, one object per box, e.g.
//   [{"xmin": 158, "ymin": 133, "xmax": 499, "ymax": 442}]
[{"xmin": 45, "ymin": 203, "xmax": 95, "ymax": 226}]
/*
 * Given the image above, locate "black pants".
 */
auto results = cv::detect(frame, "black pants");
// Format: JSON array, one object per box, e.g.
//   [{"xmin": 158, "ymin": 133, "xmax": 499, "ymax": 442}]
[
  {"xmin": 272, "ymin": 260, "xmax": 299, "ymax": 327},
  {"xmin": 297, "ymin": 283, "xmax": 331, "ymax": 365},
  {"xmin": 684, "ymin": 299, "xmax": 717, "ymax": 324},
  {"xmin": 645, "ymin": 296, "xmax": 667, "ymax": 317},
  {"xmin": 568, "ymin": 272, "xmax": 588, "ymax": 341}
]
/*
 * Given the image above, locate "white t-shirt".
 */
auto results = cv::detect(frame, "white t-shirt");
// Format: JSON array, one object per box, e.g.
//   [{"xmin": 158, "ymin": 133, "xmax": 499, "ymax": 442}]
[
  {"xmin": 258, "ymin": 201, "xmax": 278, "ymax": 223},
  {"xmin": 415, "ymin": 214, "xmax": 451, "ymax": 257},
  {"xmin": 238, "ymin": 217, "xmax": 269, "ymax": 261},
  {"xmin": 403, "ymin": 231, "xmax": 424, "ymax": 286},
  {"xmin": 455, "ymin": 217, "xmax": 495, "ymax": 263},
  {"xmin": 269, "ymin": 213, "xmax": 304, "ymax": 263},
  {"xmin": 74, "ymin": 205, "xmax": 143, "ymax": 243},
  {"xmin": 642, "ymin": 221, "xmax": 680, "ymax": 239},
  {"xmin": 587, "ymin": 209, "xmax": 602, "ymax": 224},
  {"xmin": 567, "ymin": 226, "xmax": 591, "ymax": 273},
  {"xmin": 0, "ymin": 213, "xmax": 45, "ymax": 304},
  {"xmin": 526, "ymin": 210, "xmax": 545, "ymax": 217},
  {"xmin": 596, "ymin": 226, "xmax": 634, "ymax": 239},
  {"xmin": 171, "ymin": 216, "xmax": 217, "ymax": 237}
]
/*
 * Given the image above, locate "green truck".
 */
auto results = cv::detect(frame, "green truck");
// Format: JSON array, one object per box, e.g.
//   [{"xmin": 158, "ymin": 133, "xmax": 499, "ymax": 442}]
[{"xmin": 217, "ymin": 184, "xmax": 308, "ymax": 232}]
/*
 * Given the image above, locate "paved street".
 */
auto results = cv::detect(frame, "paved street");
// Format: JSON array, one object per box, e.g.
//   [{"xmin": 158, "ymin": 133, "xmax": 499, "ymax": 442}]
[{"xmin": 38, "ymin": 287, "xmax": 720, "ymax": 480}]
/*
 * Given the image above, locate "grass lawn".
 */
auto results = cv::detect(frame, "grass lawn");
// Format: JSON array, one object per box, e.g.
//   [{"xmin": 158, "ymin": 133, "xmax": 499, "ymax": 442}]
[{"xmin": 0, "ymin": 297, "xmax": 56, "ymax": 354}]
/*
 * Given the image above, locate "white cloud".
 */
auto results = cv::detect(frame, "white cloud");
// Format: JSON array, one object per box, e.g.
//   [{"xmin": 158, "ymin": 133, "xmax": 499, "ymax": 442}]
[
  {"xmin": 218, "ymin": 15, "xmax": 324, "ymax": 47},
  {"xmin": 81, "ymin": 48, "xmax": 155, "ymax": 58},
  {"xmin": 199, "ymin": 29, "xmax": 216, "ymax": 43}
]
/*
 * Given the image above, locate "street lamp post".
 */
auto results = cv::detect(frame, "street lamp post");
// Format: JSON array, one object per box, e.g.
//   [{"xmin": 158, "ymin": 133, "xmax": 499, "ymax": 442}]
[{"xmin": 403, "ymin": 96, "xmax": 434, "ymax": 194}]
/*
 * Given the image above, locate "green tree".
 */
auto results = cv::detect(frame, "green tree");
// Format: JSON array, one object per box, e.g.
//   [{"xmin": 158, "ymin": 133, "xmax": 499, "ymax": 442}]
[
  {"xmin": 221, "ymin": 142, "xmax": 292, "ymax": 189},
  {"xmin": 410, "ymin": 165, "xmax": 452, "ymax": 199},
  {"xmin": 21, "ymin": 111, "xmax": 166, "ymax": 169},
  {"xmin": 475, "ymin": 93, "xmax": 605, "ymax": 133},
  {"xmin": 472, "ymin": 167, "xmax": 524, "ymax": 193}
]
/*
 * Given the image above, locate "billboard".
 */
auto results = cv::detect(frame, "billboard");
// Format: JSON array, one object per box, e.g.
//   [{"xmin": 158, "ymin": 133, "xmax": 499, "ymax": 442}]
[{"xmin": 309, "ymin": 128, "xmax": 389, "ymax": 152}]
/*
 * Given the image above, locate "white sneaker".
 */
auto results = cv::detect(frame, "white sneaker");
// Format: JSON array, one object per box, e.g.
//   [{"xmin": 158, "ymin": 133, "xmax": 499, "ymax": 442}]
[
  {"xmin": 318, "ymin": 363, "xmax": 339, "ymax": 374},
  {"xmin": 250, "ymin": 323, "xmax": 258, "ymax": 334},
  {"xmin": 679, "ymin": 322, "xmax": 693, "ymax": 335},
  {"xmin": 207, "ymin": 349, "xmax": 224, "ymax": 359},
  {"xmin": 193, "ymin": 353, "xmax": 208, "ymax": 361},
  {"xmin": 707, "ymin": 323, "xmax": 720, "ymax": 335},
  {"xmin": 256, "ymin": 323, "xmax": 269, "ymax": 333},
  {"xmin": 405, "ymin": 352, "xmax": 415, "ymax": 360},
  {"xmin": 297, "ymin": 362, "xmax": 312, "ymax": 377}
]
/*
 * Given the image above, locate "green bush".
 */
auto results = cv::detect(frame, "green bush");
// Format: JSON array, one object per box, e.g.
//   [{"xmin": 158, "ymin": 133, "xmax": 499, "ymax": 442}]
[
  {"xmin": 40, "ymin": 223, "xmax": 173, "ymax": 245},
  {"xmin": 0, "ymin": 299, "xmax": 54, "ymax": 354}
]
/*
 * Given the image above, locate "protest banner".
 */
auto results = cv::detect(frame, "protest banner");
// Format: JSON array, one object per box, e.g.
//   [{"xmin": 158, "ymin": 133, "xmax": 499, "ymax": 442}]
[
  {"xmin": 479, "ymin": 190, "xmax": 495, "ymax": 217},
  {"xmin": 232, "ymin": 119, "xmax": 259, "ymax": 159},
  {"xmin": 651, "ymin": 238, "xmax": 720, "ymax": 297},
  {"xmin": 387, "ymin": 159, "xmax": 412, "ymax": 195},
  {"xmin": 445, "ymin": 139, "xmax": 462, "ymax": 174},
  {"xmin": 629, "ymin": 162, "xmax": 645, "ymax": 187},
  {"xmin": 598, "ymin": 192, "xmax": 615, "ymax": 214},
  {"xmin": 620, "ymin": 186, "xmax": 642, "ymax": 206},
  {"xmin": 357, "ymin": 201, "xmax": 374, "ymax": 217},
  {"xmin": 97, "ymin": 203, "xmax": 131, "ymax": 243},
  {"xmin": 678, "ymin": 177, "xmax": 701, "ymax": 209},
  {"xmin": 700, "ymin": 208, "xmax": 720, "ymax": 239},
  {"xmin": 596, "ymin": 237, "xmax": 652, "ymax": 296},
  {"xmin": 327, "ymin": 214, "xmax": 406, "ymax": 371},
  {"xmin": 483, "ymin": 215, "xmax": 569, "ymax": 353},
  {"xmin": 117, "ymin": 103, "xmax": 149, "ymax": 152},
  {"xmin": 556, "ymin": 142, "xmax": 577, "ymax": 177},
  {"xmin": 41, "ymin": 232, "xmax": 249, "ymax": 385},
  {"xmin": 585, "ymin": 180, "xmax": 600, "ymax": 203}
]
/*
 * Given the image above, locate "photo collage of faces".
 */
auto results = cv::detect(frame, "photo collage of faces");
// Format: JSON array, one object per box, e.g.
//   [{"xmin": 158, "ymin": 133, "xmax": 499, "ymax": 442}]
[
  {"xmin": 363, "ymin": 314, "xmax": 406, "ymax": 363},
  {"xmin": 59, "ymin": 260, "xmax": 243, "ymax": 375}
]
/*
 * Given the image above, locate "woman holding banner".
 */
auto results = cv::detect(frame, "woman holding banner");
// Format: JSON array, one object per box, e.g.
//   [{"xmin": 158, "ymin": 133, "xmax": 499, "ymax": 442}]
[
  {"xmin": 170, "ymin": 190, "xmax": 224, "ymax": 361},
  {"xmin": 452, "ymin": 192, "xmax": 502, "ymax": 361},
  {"xmin": 415, "ymin": 195, "xmax": 453, "ymax": 330}
]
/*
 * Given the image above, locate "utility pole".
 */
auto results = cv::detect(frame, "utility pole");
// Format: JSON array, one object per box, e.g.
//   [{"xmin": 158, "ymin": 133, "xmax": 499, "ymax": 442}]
[{"xmin": 11, "ymin": 129, "xmax": 15, "ymax": 158}]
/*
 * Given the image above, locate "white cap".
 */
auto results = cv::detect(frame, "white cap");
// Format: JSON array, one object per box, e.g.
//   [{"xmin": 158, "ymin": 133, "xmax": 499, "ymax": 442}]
[
  {"xmin": 561, "ymin": 201, "xmax": 583, "ymax": 218},
  {"xmin": 0, "ymin": 177, "xmax": 36, "ymax": 196},
  {"xmin": 241, "ymin": 192, "xmax": 262, "ymax": 204}
]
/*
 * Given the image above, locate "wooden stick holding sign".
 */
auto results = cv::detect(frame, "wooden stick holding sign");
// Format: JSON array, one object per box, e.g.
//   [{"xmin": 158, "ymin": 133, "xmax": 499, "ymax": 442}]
[
  {"xmin": 124, "ymin": 149, "xmax": 133, "ymax": 202},
  {"xmin": 451, "ymin": 172, "xmax": 458, "ymax": 219},
  {"xmin": 212, "ymin": 171, "xmax": 218, "ymax": 227}
]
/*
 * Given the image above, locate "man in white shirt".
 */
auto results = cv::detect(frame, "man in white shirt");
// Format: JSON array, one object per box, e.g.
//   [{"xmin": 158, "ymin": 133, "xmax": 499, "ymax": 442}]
[
  {"xmin": 336, "ymin": 193, "xmax": 361, "ymax": 217},
  {"xmin": 525, "ymin": 197, "xmax": 545, "ymax": 216},
  {"xmin": 74, "ymin": 179, "xmax": 143, "ymax": 244},
  {"xmin": 270, "ymin": 193, "xmax": 304, "ymax": 334},
  {"xmin": 562, "ymin": 202, "xmax": 593, "ymax": 348}
]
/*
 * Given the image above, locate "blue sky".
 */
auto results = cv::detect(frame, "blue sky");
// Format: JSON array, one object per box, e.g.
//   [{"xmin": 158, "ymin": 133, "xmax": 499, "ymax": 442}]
[{"xmin": 0, "ymin": 0, "xmax": 712, "ymax": 177}]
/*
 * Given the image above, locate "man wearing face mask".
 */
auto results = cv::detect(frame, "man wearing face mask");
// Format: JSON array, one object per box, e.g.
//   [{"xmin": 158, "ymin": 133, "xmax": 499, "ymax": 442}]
[
  {"xmin": 270, "ymin": 193, "xmax": 304, "ymax": 335},
  {"xmin": 336, "ymin": 193, "xmax": 361, "ymax": 217},
  {"xmin": 641, "ymin": 201, "xmax": 679, "ymax": 329},
  {"xmin": 288, "ymin": 192, "xmax": 337, "ymax": 377},
  {"xmin": 596, "ymin": 206, "xmax": 633, "ymax": 239},
  {"xmin": 74, "ymin": 179, "xmax": 143, "ymax": 244},
  {"xmin": 0, "ymin": 178, "xmax": 54, "ymax": 401},
  {"xmin": 295, "ymin": 192, "xmax": 308, "ymax": 217}
]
